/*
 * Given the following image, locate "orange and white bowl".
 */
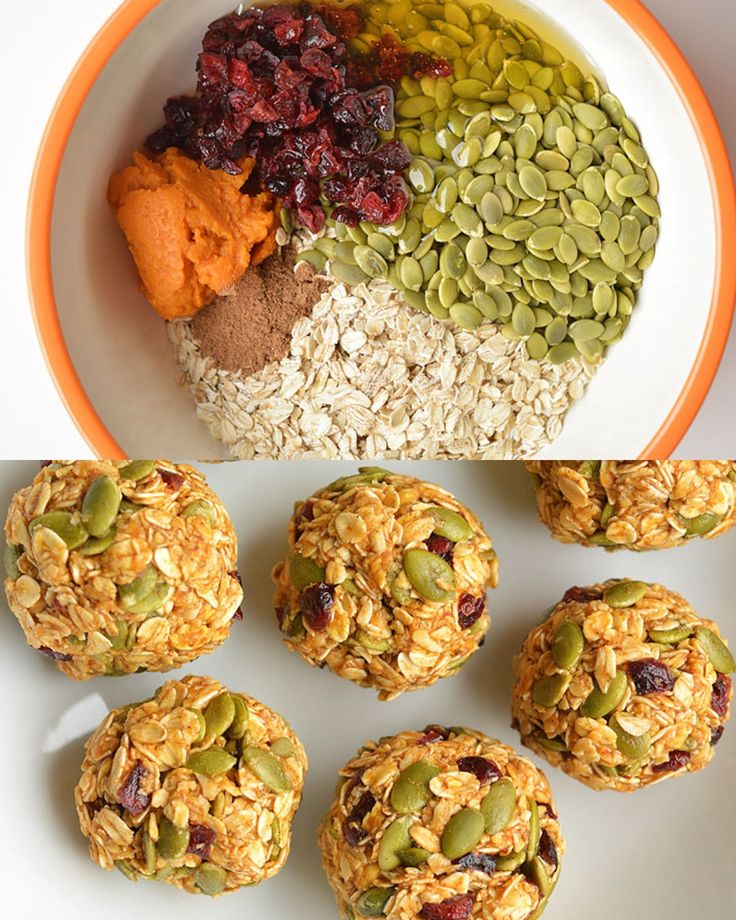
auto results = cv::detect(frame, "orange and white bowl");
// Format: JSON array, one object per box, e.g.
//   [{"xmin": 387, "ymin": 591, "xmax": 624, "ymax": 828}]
[{"xmin": 27, "ymin": 0, "xmax": 736, "ymax": 458}]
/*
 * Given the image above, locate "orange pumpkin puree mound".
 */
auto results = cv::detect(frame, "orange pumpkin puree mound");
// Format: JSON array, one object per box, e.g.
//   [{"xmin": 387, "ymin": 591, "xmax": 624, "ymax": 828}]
[{"xmin": 107, "ymin": 148, "xmax": 279, "ymax": 320}]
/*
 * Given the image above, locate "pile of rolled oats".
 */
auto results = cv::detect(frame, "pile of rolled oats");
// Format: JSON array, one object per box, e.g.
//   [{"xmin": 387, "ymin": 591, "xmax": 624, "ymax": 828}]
[
  {"xmin": 3, "ymin": 461, "xmax": 242, "ymax": 678},
  {"xmin": 75, "ymin": 675, "xmax": 307, "ymax": 895},
  {"xmin": 511, "ymin": 580, "xmax": 734, "ymax": 792},
  {"xmin": 318, "ymin": 726, "xmax": 563, "ymax": 920},
  {"xmin": 527, "ymin": 460, "xmax": 736, "ymax": 550},
  {"xmin": 169, "ymin": 279, "xmax": 595, "ymax": 460},
  {"xmin": 272, "ymin": 467, "xmax": 498, "ymax": 700}
]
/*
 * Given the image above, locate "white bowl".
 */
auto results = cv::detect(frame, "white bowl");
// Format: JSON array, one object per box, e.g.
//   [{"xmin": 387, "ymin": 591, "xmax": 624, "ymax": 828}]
[{"xmin": 28, "ymin": 0, "xmax": 736, "ymax": 458}]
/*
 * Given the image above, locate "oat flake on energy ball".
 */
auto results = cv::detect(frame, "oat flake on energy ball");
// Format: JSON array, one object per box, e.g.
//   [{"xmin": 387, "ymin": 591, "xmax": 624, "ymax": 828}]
[
  {"xmin": 527, "ymin": 460, "xmax": 736, "ymax": 549},
  {"xmin": 3, "ymin": 461, "xmax": 243, "ymax": 679},
  {"xmin": 272, "ymin": 467, "xmax": 498, "ymax": 699}
]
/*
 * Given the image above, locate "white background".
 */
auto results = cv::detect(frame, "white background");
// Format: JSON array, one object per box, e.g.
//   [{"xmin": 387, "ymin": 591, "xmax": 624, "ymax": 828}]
[
  {"xmin": 0, "ymin": 460, "xmax": 734, "ymax": 919},
  {"xmin": 0, "ymin": 0, "xmax": 734, "ymax": 459}
]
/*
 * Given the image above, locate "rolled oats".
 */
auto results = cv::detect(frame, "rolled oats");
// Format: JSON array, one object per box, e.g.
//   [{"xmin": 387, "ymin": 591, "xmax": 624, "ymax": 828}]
[{"xmin": 511, "ymin": 581, "xmax": 734, "ymax": 791}]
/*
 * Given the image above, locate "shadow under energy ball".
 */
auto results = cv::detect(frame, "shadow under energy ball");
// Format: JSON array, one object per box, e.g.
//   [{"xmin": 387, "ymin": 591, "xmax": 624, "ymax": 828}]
[
  {"xmin": 3, "ymin": 461, "xmax": 243, "ymax": 678},
  {"xmin": 511, "ymin": 580, "xmax": 734, "ymax": 791},
  {"xmin": 272, "ymin": 467, "xmax": 498, "ymax": 700}
]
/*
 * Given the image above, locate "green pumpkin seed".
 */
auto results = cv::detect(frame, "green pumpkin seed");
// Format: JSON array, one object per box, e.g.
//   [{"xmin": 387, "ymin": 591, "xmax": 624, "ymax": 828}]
[
  {"xmin": 3, "ymin": 543, "xmax": 21, "ymax": 579},
  {"xmin": 204, "ymin": 692, "xmax": 235, "ymax": 739},
  {"xmin": 194, "ymin": 863, "xmax": 227, "ymax": 896},
  {"xmin": 115, "ymin": 860, "xmax": 138, "ymax": 883},
  {"xmin": 533, "ymin": 732, "xmax": 567, "ymax": 752},
  {"xmin": 118, "ymin": 460, "xmax": 155, "ymax": 482},
  {"xmin": 611, "ymin": 714, "xmax": 651, "ymax": 761},
  {"xmin": 77, "ymin": 528, "xmax": 116, "ymax": 556},
  {"xmin": 331, "ymin": 261, "xmax": 370, "ymax": 286},
  {"xmin": 525, "ymin": 855, "xmax": 551, "ymax": 896},
  {"xmin": 532, "ymin": 672, "xmax": 570, "ymax": 707},
  {"xmin": 399, "ymin": 847, "xmax": 430, "ymax": 867},
  {"xmin": 495, "ymin": 850, "xmax": 527, "ymax": 872},
  {"xmin": 289, "ymin": 553, "xmax": 325, "ymax": 590},
  {"xmin": 271, "ymin": 736, "xmax": 296, "ymax": 758},
  {"xmin": 526, "ymin": 799, "xmax": 540, "ymax": 860},
  {"xmin": 190, "ymin": 708, "xmax": 207, "ymax": 744},
  {"xmin": 182, "ymin": 500, "xmax": 215, "ymax": 525},
  {"xmin": 186, "ymin": 748, "xmax": 237, "ymax": 775},
  {"xmin": 243, "ymin": 745, "xmax": 292, "ymax": 792},
  {"xmin": 357, "ymin": 888, "xmax": 395, "ymax": 917},
  {"xmin": 390, "ymin": 760, "xmax": 440, "ymax": 814},
  {"xmin": 157, "ymin": 818, "xmax": 189, "ymax": 860},
  {"xmin": 142, "ymin": 829, "xmax": 157, "ymax": 875},
  {"xmin": 552, "ymin": 621, "xmax": 584, "ymax": 670},
  {"xmin": 441, "ymin": 807, "xmax": 485, "ymax": 859},
  {"xmin": 681, "ymin": 512, "xmax": 724, "ymax": 537},
  {"xmin": 403, "ymin": 548, "xmax": 455, "ymax": 602},
  {"xmin": 126, "ymin": 581, "xmax": 170, "ymax": 616},
  {"xmin": 480, "ymin": 777, "xmax": 516, "ymax": 834},
  {"xmin": 118, "ymin": 565, "xmax": 158, "ymax": 608},
  {"xmin": 378, "ymin": 818, "xmax": 413, "ymax": 871},
  {"xmin": 450, "ymin": 302, "xmax": 483, "ymax": 330},
  {"xmin": 430, "ymin": 506, "xmax": 474, "ymax": 541},
  {"xmin": 105, "ymin": 619, "xmax": 128, "ymax": 651},
  {"xmin": 581, "ymin": 669, "xmax": 627, "ymax": 718},
  {"xmin": 648, "ymin": 624, "xmax": 693, "ymax": 645},
  {"xmin": 29, "ymin": 511, "xmax": 88, "ymax": 549},
  {"xmin": 82, "ymin": 476, "xmax": 122, "ymax": 537},
  {"xmin": 547, "ymin": 342, "xmax": 577, "ymax": 365},
  {"xmin": 695, "ymin": 627, "xmax": 735, "ymax": 673},
  {"xmin": 603, "ymin": 580, "xmax": 648, "ymax": 608}
]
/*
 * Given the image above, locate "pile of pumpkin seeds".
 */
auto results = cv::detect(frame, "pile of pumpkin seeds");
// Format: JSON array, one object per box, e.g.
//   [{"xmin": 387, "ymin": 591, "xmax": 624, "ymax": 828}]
[{"xmin": 301, "ymin": 0, "xmax": 660, "ymax": 364}]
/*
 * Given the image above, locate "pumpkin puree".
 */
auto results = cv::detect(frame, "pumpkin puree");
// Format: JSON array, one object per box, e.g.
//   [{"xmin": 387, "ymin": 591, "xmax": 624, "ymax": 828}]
[{"xmin": 107, "ymin": 148, "xmax": 279, "ymax": 319}]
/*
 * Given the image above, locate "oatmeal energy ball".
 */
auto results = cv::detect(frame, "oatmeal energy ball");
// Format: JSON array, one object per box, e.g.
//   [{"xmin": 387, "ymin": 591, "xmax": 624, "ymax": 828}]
[
  {"xmin": 511, "ymin": 580, "xmax": 734, "ymax": 792},
  {"xmin": 319, "ymin": 727, "xmax": 563, "ymax": 920},
  {"xmin": 3, "ymin": 461, "xmax": 243, "ymax": 678},
  {"xmin": 527, "ymin": 460, "xmax": 736, "ymax": 550},
  {"xmin": 75, "ymin": 675, "xmax": 307, "ymax": 895},
  {"xmin": 272, "ymin": 467, "xmax": 498, "ymax": 700}
]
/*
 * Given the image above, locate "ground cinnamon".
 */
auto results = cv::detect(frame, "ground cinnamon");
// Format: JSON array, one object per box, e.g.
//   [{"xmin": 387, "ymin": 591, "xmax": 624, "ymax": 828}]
[{"xmin": 190, "ymin": 246, "xmax": 329, "ymax": 377}]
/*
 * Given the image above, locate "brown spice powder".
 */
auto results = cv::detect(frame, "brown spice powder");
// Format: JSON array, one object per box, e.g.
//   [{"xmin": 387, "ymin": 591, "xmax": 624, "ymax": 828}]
[{"xmin": 190, "ymin": 246, "xmax": 330, "ymax": 377}]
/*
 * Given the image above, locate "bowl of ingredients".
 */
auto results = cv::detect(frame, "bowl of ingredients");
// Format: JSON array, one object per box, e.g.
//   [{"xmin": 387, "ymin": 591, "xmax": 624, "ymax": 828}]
[{"xmin": 28, "ymin": 0, "xmax": 735, "ymax": 459}]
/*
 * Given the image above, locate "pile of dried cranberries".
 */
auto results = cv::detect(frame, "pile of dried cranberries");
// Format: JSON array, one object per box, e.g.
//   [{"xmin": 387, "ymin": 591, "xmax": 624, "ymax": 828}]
[{"xmin": 147, "ymin": 3, "xmax": 447, "ymax": 232}]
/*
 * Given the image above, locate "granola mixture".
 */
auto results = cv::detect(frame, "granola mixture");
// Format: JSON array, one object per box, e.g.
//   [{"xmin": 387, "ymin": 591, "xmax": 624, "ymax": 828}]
[
  {"xmin": 272, "ymin": 467, "xmax": 498, "ymax": 700},
  {"xmin": 511, "ymin": 580, "xmax": 734, "ymax": 792},
  {"xmin": 527, "ymin": 460, "xmax": 736, "ymax": 550},
  {"xmin": 75, "ymin": 675, "xmax": 307, "ymax": 896},
  {"xmin": 318, "ymin": 727, "xmax": 563, "ymax": 920},
  {"xmin": 3, "ymin": 461, "xmax": 242, "ymax": 679},
  {"xmin": 169, "ymin": 279, "xmax": 595, "ymax": 460}
]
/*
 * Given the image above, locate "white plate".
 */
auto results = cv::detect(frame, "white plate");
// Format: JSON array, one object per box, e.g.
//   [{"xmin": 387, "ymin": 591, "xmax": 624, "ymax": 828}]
[
  {"xmin": 1, "ymin": 459, "xmax": 735, "ymax": 918},
  {"xmin": 46, "ymin": 0, "xmax": 722, "ymax": 457}
]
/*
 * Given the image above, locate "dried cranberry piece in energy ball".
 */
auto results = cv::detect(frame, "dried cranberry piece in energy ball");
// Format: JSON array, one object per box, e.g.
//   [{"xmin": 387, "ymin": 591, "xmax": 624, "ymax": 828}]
[
  {"xmin": 711, "ymin": 673, "xmax": 732, "ymax": 718},
  {"xmin": 538, "ymin": 829, "xmax": 558, "ymax": 870},
  {"xmin": 651, "ymin": 750, "xmax": 691, "ymax": 775},
  {"xmin": 157, "ymin": 468, "xmax": 185, "ymax": 489},
  {"xmin": 457, "ymin": 593, "xmax": 485, "ymax": 630},
  {"xmin": 426, "ymin": 534, "xmax": 454, "ymax": 564},
  {"xmin": 457, "ymin": 757, "xmax": 501, "ymax": 785},
  {"xmin": 118, "ymin": 762, "xmax": 151, "ymax": 816},
  {"xmin": 419, "ymin": 725, "xmax": 451, "ymax": 745},
  {"xmin": 38, "ymin": 646, "xmax": 73, "ymax": 662},
  {"xmin": 300, "ymin": 583, "xmax": 334, "ymax": 631},
  {"xmin": 343, "ymin": 789, "xmax": 376, "ymax": 846},
  {"xmin": 419, "ymin": 894, "xmax": 475, "ymax": 920},
  {"xmin": 563, "ymin": 586, "xmax": 603, "ymax": 603},
  {"xmin": 187, "ymin": 823, "xmax": 216, "ymax": 859},
  {"xmin": 454, "ymin": 852, "xmax": 496, "ymax": 875},
  {"xmin": 626, "ymin": 658, "xmax": 675, "ymax": 695},
  {"xmin": 711, "ymin": 725, "xmax": 726, "ymax": 746}
]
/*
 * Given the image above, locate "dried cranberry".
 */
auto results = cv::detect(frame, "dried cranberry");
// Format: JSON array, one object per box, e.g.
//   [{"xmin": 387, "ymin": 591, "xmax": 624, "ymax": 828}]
[
  {"xmin": 419, "ymin": 725, "xmax": 450, "ymax": 745},
  {"xmin": 343, "ymin": 820, "xmax": 367, "ymax": 846},
  {"xmin": 562, "ymin": 586, "xmax": 603, "ymax": 603},
  {"xmin": 409, "ymin": 52, "xmax": 453, "ymax": 79},
  {"xmin": 40, "ymin": 460, "xmax": 53, "ymax": 468},
  {"xmin": 229, "ymin": 571, "xmax": 244, "ymax": 620},
  {"xmin": 38, "ymin": 646, "xmax": 73, "ymax": 662},
  {"xmin": 457, "ymin": 593, "xmax": 485, "ymax": 630},
  {"xmin": 457, "ymin": 757, "xmax": 501, "ymax": 785},
  {"xmin": 454, "ymin": 852, "xmax": 495, "ymax": 875},
  {"xmin": 118, "ymin": 762, "xmax": 151, "ymax": 816},
  {"xmin": 711, "ymin": 725, "xmax": 726, "ymax": 746},
  {"xmin": 187, "ymin": 823, "xmax": 216, "ymax": 859},
  {"xmin": 232, "ymin": 607, "xmax": 244, "ymax": 621},
  {"xmin": 651, "ymin": 750, "xmax": 691, "ymax": 775},
  {"xmin": 313, "ymin": 4, "xmax": 364, "ymax": 40},
  {"xmin": 711, "ymin": 673, "xmax": 732, "ymax": 718},
  {"xmin": 538, "ymin": 829, "xmax": 558, "ymax": 869},
  {"xmin": 158, "ymin": 468, "xmax": 185, "ymax": 489},
  {"xmin": 626, "ymin": 658, "xmax": 675, "ymax": 695},
  {"xmin": 300, "ymin": 582, "xmax": 334, "ymax": 631},
  {"xmin": 419, "ymin": 894, "xmax": 474, "ymax": 920},
  {"xmin": 343, "ymin": 789, "xmax": 376, "ymax": 846},
  {"xmin": 427, "ymin": 534, "xmax": 454, "ymax": 564}
]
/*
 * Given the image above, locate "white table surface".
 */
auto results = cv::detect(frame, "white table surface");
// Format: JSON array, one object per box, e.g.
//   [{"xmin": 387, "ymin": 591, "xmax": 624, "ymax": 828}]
[
  {"xmin": 1, "ymin": 459, "xmax": 735, "ymax": 920},
  {"xmin": 0, "ymin": 0, "xmax": 733, "ymax": 459}
]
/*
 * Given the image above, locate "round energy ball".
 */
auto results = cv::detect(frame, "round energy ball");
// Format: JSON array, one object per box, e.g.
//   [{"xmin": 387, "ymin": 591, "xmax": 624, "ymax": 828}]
[
  {"xmin": 511, "ymin": 580, "xmax": 734, "ymax": 792},
  {"xmin": 272, "ymin": 467, "xmax": 498, "ymax": 700},
  {"xmin": 3, "ymin": 461, "xmax": 243, "ymax": 679},
  {"xmin": 75, "ymin": 675, "xmax": 307, "ymax": 895},
  {"xmin": 318, "ymin": 726, "xmax": 563, "ymax": 920},
  {"xmin": 527, "ymin": 460, "xmax": 736, "ymax": 550}
]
